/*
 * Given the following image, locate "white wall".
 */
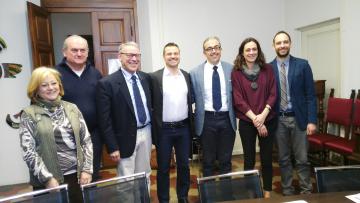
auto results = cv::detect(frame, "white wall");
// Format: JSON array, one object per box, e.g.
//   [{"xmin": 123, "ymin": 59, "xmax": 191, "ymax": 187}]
[
  {"xmin": 138, "ymin": 0, "xmax": 284, "ymax": 72},
  {"xmin": 283, "ymin": 0, "xmax": 360, "ymax": 97},
  {"xmin": 0, "ymin": 0, "xmax": 41, "ymax": 186},
  {"xmin": 340, "ymin": 0, "xmax": 360, "ymax": 97}
]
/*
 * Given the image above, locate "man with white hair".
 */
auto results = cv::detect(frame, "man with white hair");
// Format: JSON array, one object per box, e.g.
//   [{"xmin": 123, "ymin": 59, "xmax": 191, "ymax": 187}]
[{"xmin": 56, "ymin": 35, "xmax": 103, "ymax": 181}]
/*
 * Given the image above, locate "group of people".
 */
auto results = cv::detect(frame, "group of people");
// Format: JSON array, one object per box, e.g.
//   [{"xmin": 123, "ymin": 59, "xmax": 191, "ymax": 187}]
[{"xmin": 19, "ymin": 30, "xmax": 317, "ymax": 203}]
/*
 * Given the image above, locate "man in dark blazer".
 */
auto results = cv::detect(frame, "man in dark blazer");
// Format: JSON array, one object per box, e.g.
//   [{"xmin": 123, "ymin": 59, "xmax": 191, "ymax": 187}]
[
  {"xmin": 96, "ymin": 42, "xmax": 153, "ymax": 187},
  {"xmin": 150, "ymin": 42, "xmax": 193, "ymax": 203},
  {"xmin": 190, "ymin": 36, "xmax": 237, "ymax": 177},
  {"xmin": 270, "ymin": 31, "xmax": 317, "ymax": 196}
]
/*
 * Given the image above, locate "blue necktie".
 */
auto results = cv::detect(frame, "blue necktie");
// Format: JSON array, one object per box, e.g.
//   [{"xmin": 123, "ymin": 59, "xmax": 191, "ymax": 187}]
[
  {"xmin": 212, "ymin": 66, "xmax": 222, "ymax": 111},
  {"xmin": 131, "ymin": 75, "xmax": 147, "ymax": 124}
]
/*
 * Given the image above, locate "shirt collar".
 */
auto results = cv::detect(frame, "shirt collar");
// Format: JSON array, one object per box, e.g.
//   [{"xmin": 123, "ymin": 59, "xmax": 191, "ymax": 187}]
[
  {"xmin": 205, "ymin": 61, "xmax": 222, "ymax": 70},
  {"xmin": 276, "ymin": 55, "xmax": 290, "ymax": 67},
  {"xmin": 164, "ymin": 67, "xmax": 181, "ymax": 76},
  {"xmin": 121, "ymin": 67, "xmax": 138, "ymax": 81}
]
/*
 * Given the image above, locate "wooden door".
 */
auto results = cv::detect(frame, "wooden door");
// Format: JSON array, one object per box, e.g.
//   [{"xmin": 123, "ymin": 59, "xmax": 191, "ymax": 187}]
[
  {"xmin": 92, "ymin": 10, "xmax": 135, "ymax": 75},
  {"xmin": 27, "ymin": 2, "xmax": 55, "ymax": 69}
]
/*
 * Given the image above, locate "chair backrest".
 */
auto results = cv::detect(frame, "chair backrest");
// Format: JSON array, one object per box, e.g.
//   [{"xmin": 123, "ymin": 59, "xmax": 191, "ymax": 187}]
[
  {"xmin": 352, "ymin": 94, "xmax": 360, "ymax": 151},
  {"xmin": 0, "ymin": 184, "xmax": 69, "ymax": 203},
  {"xmin": 197, "ymin": 170, "xmax": 263, "ymax": 203},
  {"xmin": 81, "ymin": 172, "xmax": 149, "ymax": 203},
  {"xmin": 314, "ymin": 165, "xmax": 360, "ymax": 193},
  {"xmin": 324, "ymin": 89, "xmax": 354, "ymax": 139}
]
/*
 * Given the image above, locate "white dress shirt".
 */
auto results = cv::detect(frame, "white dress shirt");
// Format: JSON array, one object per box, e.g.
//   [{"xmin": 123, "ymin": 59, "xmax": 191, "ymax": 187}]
[
  {"xmin": 162, "ymin": 67, "xmax": 188, "ymax": 122},
  {"xmin": 203, "ymin": 61, "xmax": 228, "ymax": 111},
  {"xmin": 121, "ymin": 68, "xmax": 151, "ymax": 127}
]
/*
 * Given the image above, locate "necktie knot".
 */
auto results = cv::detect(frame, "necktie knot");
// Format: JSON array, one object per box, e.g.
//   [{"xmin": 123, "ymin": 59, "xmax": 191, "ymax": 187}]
[
  {"xmin": 131, "ymin": 75, "xmax": 137, "ymax": 82},
  {"xmin": 213, "ymin": 66, "xmax": 218, "ymax": 71}
]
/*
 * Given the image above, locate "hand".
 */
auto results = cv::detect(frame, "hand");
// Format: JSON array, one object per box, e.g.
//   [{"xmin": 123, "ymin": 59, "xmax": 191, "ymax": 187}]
[
  {"xmin": 257, "ymin": 125, "xmax": 268, "ymax": 137},
  {"xmin": 109, "ymin": 150, "xmax": 121, "ymax": 162},
  {"xmin": 45, "ymin": 177, "xmax": 59, "ymax": 189},
  {"xmin": 307, "ymin": 123, "xmax": 317, "ymax": 135},
  {"xmin": 79, "ymin": 171, "xmax": 92, "ymax": 185},
  {"xmin": 253, "ymin": 113, "xmax": 266, "ymax": 127}
]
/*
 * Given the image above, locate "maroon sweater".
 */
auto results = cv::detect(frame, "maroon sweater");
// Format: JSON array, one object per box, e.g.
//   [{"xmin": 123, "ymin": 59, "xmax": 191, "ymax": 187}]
[{"xmin": 231, "ymin": 64, "xmax": 277, "ymax": 123}]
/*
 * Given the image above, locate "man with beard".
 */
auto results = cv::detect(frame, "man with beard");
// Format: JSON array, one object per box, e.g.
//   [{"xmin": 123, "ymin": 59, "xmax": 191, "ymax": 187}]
[
  {"xmin": 190, "ymin": 36, "xmax": 236, "ymax": 177},
  {"xmin": 270, "ymin": 31, "xmax": 317, "ymax": 195}
]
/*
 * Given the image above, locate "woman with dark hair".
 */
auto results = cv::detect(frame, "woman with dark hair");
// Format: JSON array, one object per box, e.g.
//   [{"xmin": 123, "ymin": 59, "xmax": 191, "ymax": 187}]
[{"xmin": 232, "ymin": 37, "xmax": 277, "ymax": 198}]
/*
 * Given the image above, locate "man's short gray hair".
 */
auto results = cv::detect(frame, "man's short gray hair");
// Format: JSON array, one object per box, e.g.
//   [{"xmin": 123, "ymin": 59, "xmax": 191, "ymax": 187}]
[
  {"xmin": 118, "ymin": 41, "xmax": 140, "ymax": 53},
  {"xmin": 202, "ymin": 36, "xmax": 221, "ymax": 50},
  {"xmin": 62, "ymin": 35, "xmax": 88, "ymax": 50}
]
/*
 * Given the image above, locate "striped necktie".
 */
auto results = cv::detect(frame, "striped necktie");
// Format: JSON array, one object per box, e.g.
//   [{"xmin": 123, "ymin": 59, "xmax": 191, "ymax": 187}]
[{"xmin": 280, "ymin": 63, "xmax": 288, "ymax": 111}]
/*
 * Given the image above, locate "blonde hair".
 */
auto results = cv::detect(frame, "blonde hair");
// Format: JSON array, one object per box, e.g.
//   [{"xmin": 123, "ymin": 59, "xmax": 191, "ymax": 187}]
[{"xmin": 27, "ymin": 66, "xmax": 64, "ymax": 102}]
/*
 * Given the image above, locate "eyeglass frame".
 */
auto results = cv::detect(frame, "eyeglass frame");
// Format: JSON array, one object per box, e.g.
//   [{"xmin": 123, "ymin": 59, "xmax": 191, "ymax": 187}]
[
  {"xmin": 204, "ymin": 45, "xmax": 222, "ymax": 52},
  {"xmin": 120, "ymin": 52, "xmax": 142, "ymax": 58}
]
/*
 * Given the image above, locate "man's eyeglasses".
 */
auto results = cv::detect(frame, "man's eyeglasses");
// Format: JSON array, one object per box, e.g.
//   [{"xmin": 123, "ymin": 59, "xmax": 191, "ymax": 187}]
[
  {"xmin": 204, "ymin": 45, "xmax": 221, "ymax": 52},
  {"xmin": 70, "ymin": 48, "xmax": 88, "ymax": 54},
  {"xmin": 121, "ymin": 52, "xmax": 141, "ymax": 58}
]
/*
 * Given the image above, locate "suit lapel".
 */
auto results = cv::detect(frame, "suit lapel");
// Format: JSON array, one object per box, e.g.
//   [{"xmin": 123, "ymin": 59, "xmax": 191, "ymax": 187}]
[
  {"xmin": 288, "ymin": 56, "xmax": 296, "ymax": 90},
  {"xmin": 199, "ymin": 63, "xmax": 205, "ymax": 97},
  {"xmin": 117, "ymin": 71, "xmax": 136, "ymax": 116},
  {"xmin": 155, "ymin": 69, "xmax": 164, "ymax": 95},
  {"xmin": 221, "ymin": 61, "xmax": 231, "ymax": 96},
  {"xmin": 181, "ymin": 69, "xmax": 191, "ymax": 104}
]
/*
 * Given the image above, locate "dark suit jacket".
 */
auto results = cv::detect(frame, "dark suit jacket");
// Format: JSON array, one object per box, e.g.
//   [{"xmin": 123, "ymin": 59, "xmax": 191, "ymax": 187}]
[
  {"xmin": 96, "ymin": 70, "xmax": 152, "ymax": 158},
  {"xmin": 270, "ymin": 55, "xmax": 317, "ymax": 130},
  {"xmin": 150, "ymin": 68, "xmax": 194, "ymax": 147}
]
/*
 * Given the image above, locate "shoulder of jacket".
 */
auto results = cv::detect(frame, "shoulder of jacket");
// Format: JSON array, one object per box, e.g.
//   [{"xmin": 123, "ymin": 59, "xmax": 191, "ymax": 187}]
[
  {"xmin": 22, "ymin": 105, "xmax": 44, "ymax": 122},
  {"xmin": 61, "ymin": 101, "xmax": 79, "ymax": 111}
]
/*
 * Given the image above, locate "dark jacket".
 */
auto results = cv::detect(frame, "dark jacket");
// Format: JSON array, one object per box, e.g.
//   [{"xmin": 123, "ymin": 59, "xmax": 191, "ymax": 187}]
[
  {"xmin": 270, "ymin": 55, "xmax": 317, "ymax": 130},
  {"xmin": 150, "ymin": 68, "xmax": 194, "ymax": 147},
  {"xmin": 96, "ymin": 70, "xmax": 152, "ymax": 158}
]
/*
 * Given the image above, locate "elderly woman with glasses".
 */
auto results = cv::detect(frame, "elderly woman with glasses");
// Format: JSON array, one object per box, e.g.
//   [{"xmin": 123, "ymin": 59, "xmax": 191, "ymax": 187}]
[{"xmin": 19, "ymin": 66, "xmax": 93, "ymax": 202}]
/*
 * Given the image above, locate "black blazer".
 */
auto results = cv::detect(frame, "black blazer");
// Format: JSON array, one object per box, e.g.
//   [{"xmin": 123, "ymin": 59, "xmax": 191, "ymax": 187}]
[
  {"xmin": 96, "ymin": 70, "xmax": 152, "ymax": 158},
  {"xmin": 150, "ymin": 68, "xmax": 194, "ymax": 147}
]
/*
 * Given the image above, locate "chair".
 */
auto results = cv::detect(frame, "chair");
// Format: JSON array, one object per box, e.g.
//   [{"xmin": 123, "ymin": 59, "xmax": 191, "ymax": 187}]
[
  {"xmin": 314, "ymin": 165, "xmax": 360, "ymax": 193},
  {"xmin": 0, "ymin": 184, "xmax": 69, "ymax": 203},
  {"xmin": 308, "ymin": 89, "xmax": 354, "ymax": 165},
  {"xmin": 347, "ymin": 90, "xmax": 360, "ymax": 163},
  {"xmin": 81, "ymin": 172, "xmax": 150, "ymax": 203},
  {"xmin": 324, "ymin": 90, "xmax": 359, "ymax": 164},
  {"xmin": 197, "ymin": 169, "xmax": 263, "ymax": 203}
]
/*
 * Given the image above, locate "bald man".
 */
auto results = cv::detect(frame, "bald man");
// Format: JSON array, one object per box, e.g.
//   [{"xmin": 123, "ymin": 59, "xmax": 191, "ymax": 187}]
[{"xmin": 56, "ymin": 35, "xmax": 103, "ymax": 182}]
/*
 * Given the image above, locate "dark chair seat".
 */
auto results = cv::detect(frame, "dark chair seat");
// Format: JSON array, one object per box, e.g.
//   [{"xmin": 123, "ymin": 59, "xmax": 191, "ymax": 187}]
[
  {"xmin": 315, "ymin": 165, "xmax": 360, "ymax": 193},
  {"xmin": 81, "ymin": 172, "xmax": 150, "ymax": 203},
  {"xmin": 197, "ymin": 170, "xmax": 263, "ymax": 203},
  {"xmin": 0, "ymin": 184, "xmax": 69, "ymax": 203}
]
